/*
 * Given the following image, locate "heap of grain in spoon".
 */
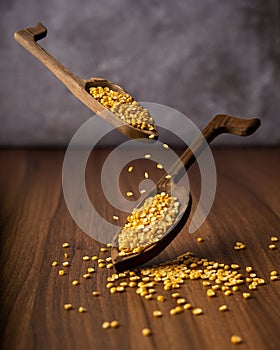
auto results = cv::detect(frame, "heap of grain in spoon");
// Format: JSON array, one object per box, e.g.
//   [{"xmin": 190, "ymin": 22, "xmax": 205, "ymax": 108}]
[
  {"xmin": 89, "ymin": 86, "xmax": 156, "ymax": 133},
  {"xmin": 118, "ymin": 192, "xmax": 180, "ymax": 256}
]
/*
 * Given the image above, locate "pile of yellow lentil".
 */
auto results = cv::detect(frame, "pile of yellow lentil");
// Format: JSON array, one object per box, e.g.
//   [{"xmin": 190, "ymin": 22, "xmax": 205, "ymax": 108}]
[
  {"xmin": 89, "ymin": 86, "xmax": 156, "ymax": 133},
  {"xmin": 118, "ymin": 192, "xmax": 180, "ymax": 255},
  {"xmin": 51, "ymin": 234, "xmax": 279, "ymax": 345},
  {"xmin": 105, "ymin": 251, "xmax": 267, "ymax": 297}
]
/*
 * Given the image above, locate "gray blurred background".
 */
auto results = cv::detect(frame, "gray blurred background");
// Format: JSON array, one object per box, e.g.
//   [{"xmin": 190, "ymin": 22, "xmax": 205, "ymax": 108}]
[{"xmin": 1, "ymin": 0, "xmax": 279, "ymax": 146}]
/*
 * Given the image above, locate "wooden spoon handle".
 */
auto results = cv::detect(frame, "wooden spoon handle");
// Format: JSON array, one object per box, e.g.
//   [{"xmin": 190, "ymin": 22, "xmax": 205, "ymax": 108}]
[
  {"xmin": 14, "ymin": 22, "xmax": 84, "ymax": 90},
  {"xmin": 159, "ymin": 114, "xmax": 261, "ymax": 186}
]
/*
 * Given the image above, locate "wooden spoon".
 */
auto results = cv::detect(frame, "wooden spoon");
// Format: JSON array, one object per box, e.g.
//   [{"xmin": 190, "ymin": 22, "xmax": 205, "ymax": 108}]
[
  {"xmin": 111, "ymin": 114, "xmax": 261, "ymax": 271},
  {"xmin": 14, "ymin": 22, "xmax": 158, "ymax": 140}
]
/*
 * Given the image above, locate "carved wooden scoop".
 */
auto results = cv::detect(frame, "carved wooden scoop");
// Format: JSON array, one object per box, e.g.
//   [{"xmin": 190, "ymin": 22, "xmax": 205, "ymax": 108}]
[
  {"xmin": 111, "ymin": 114, "xmax": 261, "ymax": 271},
  {"xmin": 14, "ymin": 23, "xmax": 158, "ymax": 140}
]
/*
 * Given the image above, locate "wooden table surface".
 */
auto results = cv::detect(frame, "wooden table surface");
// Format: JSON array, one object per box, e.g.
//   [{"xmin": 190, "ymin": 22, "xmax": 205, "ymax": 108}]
[{"xmin": 0, "ymin": 147, "xmax": 279, "ymax": 350}]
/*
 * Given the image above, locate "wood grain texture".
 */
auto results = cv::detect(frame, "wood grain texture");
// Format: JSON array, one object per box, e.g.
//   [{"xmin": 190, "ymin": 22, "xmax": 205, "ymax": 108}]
[{"xmin": 0, "ymin": 148, "xmax": 279, "ymax": 350}]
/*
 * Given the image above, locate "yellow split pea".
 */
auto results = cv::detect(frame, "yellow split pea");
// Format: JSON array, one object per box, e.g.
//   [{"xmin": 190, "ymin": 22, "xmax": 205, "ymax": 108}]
[
  {"xmin": 89, "ymin": 86, "xmax": 156, "ymax": 132},
  {"xmin": 192, "ymin": 308, "xmax": 203, "ymax": 315},
  {"xmin": 153, "ymin": 310, "xmax": 162, "ymax": 317},
  {"xmin": 102, "ymin": 322, "xmax": 110, "ymax": 329},
  {"xmin": 230, "ymin": 335, "xmax": 243, "ymax": 345},
  {"xmin": 110, "ymin": 320, "xmax": 119, "ymax": 328},
  {"xmin": 142, "ymin": 328, "xmax": 152, "ymax": 336},
  {"xmin": 64, "ymin": 304, "xmax": 73, "ymax": 310}
]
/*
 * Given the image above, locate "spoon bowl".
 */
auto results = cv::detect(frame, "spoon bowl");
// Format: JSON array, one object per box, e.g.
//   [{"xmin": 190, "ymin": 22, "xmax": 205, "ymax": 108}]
[{"xmin": 111, "ymin": 186, "xmax": 192, "ymax": 271}]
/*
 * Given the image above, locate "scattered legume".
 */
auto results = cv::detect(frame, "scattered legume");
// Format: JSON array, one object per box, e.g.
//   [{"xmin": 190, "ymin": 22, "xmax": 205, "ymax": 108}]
[
  {"xmin": 64, "ymin": 304, "xmax": 73, "ymax": 310},
  {"xmin": 54, "ymin": 241, "xmax": 272, "ymax": 344},
  {"xmin": 224, "ymin": 290, "xmax": 232, "ymax": 296},
  {"xmin": 110, "ymin": 287, "xmax": 117, "ymax": 294},
  {"xmin": 231, "ymin": 264, "xmax": 239, "ymax": 269},
  {"xmin": 157, "ymin": 295, "xmax": 165, "ymax": 302},
  {"xmin": 218, "ymin": 305, "xmax": 228, "ymax": 312},
  {"xmin": 78, "ymin": 307, "xmax": 86, "ymax": 313},
  {"xmin": 62, "ymin": 242, "xmax": 69, "ymax": 248},
  {"xmin": 183, "ymin": 303, "xmax": 192, "ymax": 310},
  {"xmin": 192, "ymin": 308, "xmax": 203, "ymax": 315},
  {"xmin": 170, "ymin": 306, "xmax": 183, "ymax": 315},
  {"xmin": 234, "ymin": 242, "xmax": 246, "ymax": 250},
  {"xmin": 230, "ymin": 335, "xmax": 243, "ymax": 345},
  {"xmin": 206, "ymin": 289, "xmax": 216, "ymax": 297},
  {"xmin": 102, "ymin": 322, "xmax": 110, "ymax": 329},
  {"xmin": 110, "ymin": 320, "xmax": 119, "ymax": 328},
  {"xmin": 153, "ymin": 310, "xmax": 162, "ymax": 317},
  {"xmin": 242, "ymin": 292, "xmax": 251, "ymax": 299},
  {"xmin": 177, "ymin": 298, "xmax": 186, "ymax": 305},
  {"xmin": 142, "ymin": 328, "xmax": 152, "ymax": 336},
  {"xmin": 145, "ymin": 294, "xmax": 153, "ymax": 300}
]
